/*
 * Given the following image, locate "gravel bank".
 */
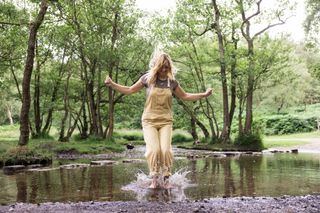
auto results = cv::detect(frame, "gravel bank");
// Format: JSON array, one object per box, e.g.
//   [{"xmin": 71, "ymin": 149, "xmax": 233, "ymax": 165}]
[{"xmin": 1, "ymin": 195, "xmax": 319, "ymax": 213}]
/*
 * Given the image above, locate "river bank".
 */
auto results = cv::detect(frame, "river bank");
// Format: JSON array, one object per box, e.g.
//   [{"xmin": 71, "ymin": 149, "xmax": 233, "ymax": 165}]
[{"xmin": 1, "ymin": 195, "xmax": 319, "ymax": 213}]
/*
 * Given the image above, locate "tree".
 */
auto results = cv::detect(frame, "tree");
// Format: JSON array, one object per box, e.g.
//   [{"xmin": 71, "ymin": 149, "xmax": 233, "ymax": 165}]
[
  {"xmin": 235, "ymin": 0, "xmax": 290, "ymax": 134},
  {"xmin": 305, "ymin": 0, "xmax": 320, "ymax": 47},
  {"xmin": 0, "ymin": 2, "xmax": 28, "ymax": 125},
  {"xmin": 19, "ymin": 0, "xmax": 48, "ymax": 146},
  {"xmin": 304, "ymin": 0, "xmax": 320, "ymax": 82}
]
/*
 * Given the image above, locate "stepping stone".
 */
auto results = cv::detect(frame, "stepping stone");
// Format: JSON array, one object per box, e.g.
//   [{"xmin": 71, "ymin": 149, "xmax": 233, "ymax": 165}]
[
  {"xmin": 90, "ymin": 160, "xmax": 116, "ymax": 165},
  {"xmin": 27, "ymin": 164, "xmax": 43, "ymax": 169},
  {"xmin": 224, "ymin": 152, "xmax": 239, "ymax": 157},
  {"xmin": 122, "ymin": 159, "xmax": 144, "ymax": 163},
  {"xmin": 60, "ymin": 163, "xmax": 90, "ymax": 169},
  {"xmin": 291, "ymin": 149, "xmax": 298, "ymax": 154},
  {"xmin": 28, "ymin": 167, "xmax": 59, "ymax": 172},
  {"xmin": 211, "ymin": 154, "xmax": 225, "ymax": 158},
  {"xmin": 3, "ymin": 165, "xmax": 26, "ymax": 174}
]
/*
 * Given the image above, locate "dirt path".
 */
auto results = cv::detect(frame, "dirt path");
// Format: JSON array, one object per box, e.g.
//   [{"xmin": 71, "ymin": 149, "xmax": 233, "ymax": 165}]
[{"xmin": 267, "ymin": 137, "xmax": 320, "ymax": 153}]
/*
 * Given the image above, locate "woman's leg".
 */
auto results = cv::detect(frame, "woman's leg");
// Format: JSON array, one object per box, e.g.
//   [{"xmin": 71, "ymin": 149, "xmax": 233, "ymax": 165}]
[
  {"xmin": 142, "ymin": 122, "xmax": 161, "ymax": 177},
  {"xmin": 159, "ymin": 123, "xmax": 173, "ymax": 177}
]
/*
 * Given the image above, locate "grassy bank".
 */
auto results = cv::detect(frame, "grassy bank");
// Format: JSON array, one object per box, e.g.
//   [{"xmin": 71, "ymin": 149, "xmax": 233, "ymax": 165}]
[
  {"xmin": 263, "ymin": 131, "xmax": 320, "ymax": 148},
  {"xmin": 1, "ymin": 125, "xmax": 319, "ymax": 166},
  {"xmin": 0, "ymin": 125, "xmax": 192, "ymax": 165}
]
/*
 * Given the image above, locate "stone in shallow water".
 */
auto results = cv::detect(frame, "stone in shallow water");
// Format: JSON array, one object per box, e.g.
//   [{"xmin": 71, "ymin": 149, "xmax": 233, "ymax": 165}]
[
  {"xmin": 122, "ymin": 159, "xmax": 144, "ymax": 163},
  {"xmin": 27, "ymin": 167, "xmax": 59, "ymax": 172},
  {"xmin": 26, "ymin": 164, "xmax": 43, "ymax": 169},
  {"xmin": 60, "ymin": 163, "xmax": 90, "ymax": 169},
  {"xmin": 90, "ymin": 160, "xmax": 116, "ymax": 165},
  {"xmin": 3, "ymin": 165, "xmax": 26, "ymax": 175}
]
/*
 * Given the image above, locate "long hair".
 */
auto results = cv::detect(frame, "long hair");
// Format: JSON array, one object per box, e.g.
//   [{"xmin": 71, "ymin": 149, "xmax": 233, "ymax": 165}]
[{"xmin": 146, "ymin": 52, "xmax": 175, "ymax": 87}]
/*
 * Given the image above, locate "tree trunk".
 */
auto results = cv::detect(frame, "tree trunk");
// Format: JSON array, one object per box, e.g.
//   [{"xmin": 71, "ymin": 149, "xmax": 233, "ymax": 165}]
[
  {"xmin": 59, "ymin": 71, "xmax": 71, "ymax": 142},
  {"xmin": 33, "ymin": 40, "xmax": 42, "ymax": 136},
  {"xmin": 238, "ymin": 92, "xmax": 245, "ymax": 135},
  {"xmin": 9, "ymin": 60, "xmax": 22, "ymax": 100},
  {"xmin": 190, "ymin": 116, "xmax": 199, "ymax": 142},
  {"xmin": 229, "ymin": 26, "xmax": 238, "ymax": 137},
  {"xmin": 176, "ymin": 99, "xmax": 210, "ymax": 139},
  {"xmin": 212, "ymin": 0, "xmax": 230, "ymax": 142},
  {"xmin": 6, "ymin": 104, "xmax": 14, "ymax": 125},
  {"xmin": 244, "ymin": 42, "xmax": 254, "ymax": 134},
  {"xmin": 106, "ymin": 12, "xmax": 119, "ymax": 140},
  {"xmin": 79, "ymin": 92, "xmax": 88, "ymax": 139},
  {"xmin": 87, "ymin": 60, "xmax": 99, "ymax": 137},
  {"xmin": 19, "ymin": 0, "xmax": 48, "ymax": 146},
  {"xmin": 96, "ymin": 65, "xmax": 103, "ymax": 136},
  {"xmin": 41, "ymin": 47, "xmax": 67, "ymax": 135}
]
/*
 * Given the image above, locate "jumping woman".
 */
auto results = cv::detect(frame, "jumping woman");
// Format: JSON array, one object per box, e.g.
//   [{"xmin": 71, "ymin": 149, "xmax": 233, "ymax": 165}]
[{"xmin": 105, "ymin": 52, "xmax": 212, "ymax": 188}]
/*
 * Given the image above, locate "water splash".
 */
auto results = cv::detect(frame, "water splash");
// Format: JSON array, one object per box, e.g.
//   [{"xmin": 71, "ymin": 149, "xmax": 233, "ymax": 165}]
[{"xmin": 122, "ymin": 169, "xmax": 195, "ymax": 202}]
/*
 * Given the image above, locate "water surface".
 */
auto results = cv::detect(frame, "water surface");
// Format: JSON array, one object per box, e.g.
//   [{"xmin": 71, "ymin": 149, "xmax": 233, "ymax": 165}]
[{"xmin": 0, "ymin": 152, "xmax": 319, "ymax": 204}]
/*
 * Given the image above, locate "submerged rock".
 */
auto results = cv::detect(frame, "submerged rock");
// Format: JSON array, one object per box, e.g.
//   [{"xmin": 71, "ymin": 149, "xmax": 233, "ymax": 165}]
[
  {"xmin": 122, "ymin": 159, "xmax": 144, "ymax": 163},
  {"xmin": 3, "ymin": 165, "xmax": 25, "ymax": 175},
  {"xmin": 60, "ymin": 163, "xmax": 90, "ymax": 169},
  {"xmin": 90, "ymin": 160, "xmax": 116, "ymax": 166}
]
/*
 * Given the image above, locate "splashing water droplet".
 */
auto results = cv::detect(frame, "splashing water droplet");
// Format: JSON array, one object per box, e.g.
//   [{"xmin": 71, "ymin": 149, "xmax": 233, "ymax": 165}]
[{"xmin": 122, "ymin": 168, "xmax": 195, "ymax": 201}]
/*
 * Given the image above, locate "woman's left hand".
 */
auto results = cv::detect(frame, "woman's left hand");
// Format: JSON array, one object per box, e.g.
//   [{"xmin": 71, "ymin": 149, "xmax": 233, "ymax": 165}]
[{"xmin": 205, "ymin": 88, "xmax": 212, "ymax": 97}]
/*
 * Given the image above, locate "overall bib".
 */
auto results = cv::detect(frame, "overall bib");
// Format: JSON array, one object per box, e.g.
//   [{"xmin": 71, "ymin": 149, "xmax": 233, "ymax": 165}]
[{"xmin": 142, "ymin": 85, "xmax": 174, "ymax": 177}]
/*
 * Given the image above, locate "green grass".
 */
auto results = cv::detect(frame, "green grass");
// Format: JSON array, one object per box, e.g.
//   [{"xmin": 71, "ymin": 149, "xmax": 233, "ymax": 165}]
[
  {"xmin": 0, "ymin": 125, "xmax": 131, "ymax": 163},
  {"xmin": 262, "ymin": 131, "xmax": 320, "ymax": 148},
  {"xmin": 177, "ymin": 142, "xmax": 263, "ymax": 151},
  {"xmin": 262, "ymin": 140, "xmax": 307, "ymax": 148},
  {"xmin": 265, "ymin": 131, "xmax": 320, "ymax": 139}
]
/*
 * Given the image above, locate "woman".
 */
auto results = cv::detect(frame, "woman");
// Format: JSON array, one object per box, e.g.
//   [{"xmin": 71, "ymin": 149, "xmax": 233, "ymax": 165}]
[{"xmin": 105, "ymin": 52, "xmax": 212, "ymax": 188}]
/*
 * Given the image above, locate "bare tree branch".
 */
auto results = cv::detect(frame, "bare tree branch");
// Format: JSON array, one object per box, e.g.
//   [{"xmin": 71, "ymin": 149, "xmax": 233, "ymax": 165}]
[{"xmin": 252, "ymin": 15, "xmax": 292, "ymax": 39}]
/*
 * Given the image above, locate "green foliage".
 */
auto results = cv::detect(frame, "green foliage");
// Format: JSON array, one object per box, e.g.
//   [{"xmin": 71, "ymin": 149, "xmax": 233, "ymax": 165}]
[
  {"xmin": 260, "ymin": 115, "xmax": 316, "ymax": 135},
  {"xmin": 234, "ymin": 133, "xmax": 264, "ymax": 151},
  {"xmin": 263, "ymin": 140, "xmax": 307, "ymax": 149},
  {"xmin": 52, "ymin": 140, "xmax": 124, "ymax": 154},
  {"xmin": 1, "ymin": 146, "xmax": 52, "ymax": 166},
  {"xmin": 172, "ymin": 132, "xmax": 193, "ymax": 144}
]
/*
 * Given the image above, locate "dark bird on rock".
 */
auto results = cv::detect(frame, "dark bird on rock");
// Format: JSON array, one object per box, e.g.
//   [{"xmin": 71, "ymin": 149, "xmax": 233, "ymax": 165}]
[{"xmin": 126, "ymin": 143, "xmax": 134, "ymax": 150}]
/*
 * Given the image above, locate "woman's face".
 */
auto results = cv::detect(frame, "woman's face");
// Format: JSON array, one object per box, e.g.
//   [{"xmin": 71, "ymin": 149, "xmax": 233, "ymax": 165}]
[{"xmin": 160, "ymin": 60, "xmax": 170, "ymax": 74}]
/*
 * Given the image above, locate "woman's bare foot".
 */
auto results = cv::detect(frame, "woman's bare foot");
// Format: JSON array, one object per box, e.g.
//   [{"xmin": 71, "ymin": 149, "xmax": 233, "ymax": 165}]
[
  {"xmin": 163, "ymin": 176, "xmax": 173, "ymax": 189},
  {"xmin": 148, "ymin": 176, "xmax": 158, "ymax": 189}
]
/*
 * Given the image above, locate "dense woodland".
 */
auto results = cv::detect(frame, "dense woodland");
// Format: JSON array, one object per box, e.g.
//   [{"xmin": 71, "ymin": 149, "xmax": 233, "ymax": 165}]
[{"xmin": 0, "ymin": 0, "xmax": 320, "ymax": 146}]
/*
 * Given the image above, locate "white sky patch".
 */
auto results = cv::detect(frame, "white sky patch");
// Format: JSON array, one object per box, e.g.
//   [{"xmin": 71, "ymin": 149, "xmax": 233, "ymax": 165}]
[
  {"xmin": 258, "ymin": 0, "xmax": 306, "ymax": 42},
  {"xmin": 136, "ymin": 0, "xmax": 177, "ymax": 15},
  {"xmin": 135, "ymin": 0, "xmax": 306, "ymax": 42}
]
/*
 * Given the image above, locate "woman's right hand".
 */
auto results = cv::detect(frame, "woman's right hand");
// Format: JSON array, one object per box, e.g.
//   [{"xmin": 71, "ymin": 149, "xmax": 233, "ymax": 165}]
[{"xmin": 105, "ymin": 76, "xmax": 113, "ymax": 87}]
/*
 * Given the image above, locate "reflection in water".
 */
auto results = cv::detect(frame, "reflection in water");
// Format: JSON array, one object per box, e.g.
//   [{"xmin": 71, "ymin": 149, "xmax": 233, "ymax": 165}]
[
  {"xmin": 0, "ymin": 153, "xmax": 319, "ymax": 204},
  {"xmin": 29, "ymin": 173, "xmax": 39, "ymax": 203},
  {"xmin": 222, "ymin": 158, "xmax": 236, "ymax": 197},
  {"xmin": 16, "ymin": 173, "xmax": 27, "ymax": 202}
]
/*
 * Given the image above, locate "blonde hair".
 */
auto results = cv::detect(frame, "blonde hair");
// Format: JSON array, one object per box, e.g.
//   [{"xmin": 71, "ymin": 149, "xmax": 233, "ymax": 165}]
[{"xmin": 146, "ymin": 52, "xmax": 175, "ymax": 87}]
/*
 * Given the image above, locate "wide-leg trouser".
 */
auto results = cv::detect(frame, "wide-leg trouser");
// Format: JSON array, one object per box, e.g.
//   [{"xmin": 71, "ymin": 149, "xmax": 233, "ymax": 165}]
[{"xmin": 142, "ymin": 122, "xmax": 173, "ymax": 177}]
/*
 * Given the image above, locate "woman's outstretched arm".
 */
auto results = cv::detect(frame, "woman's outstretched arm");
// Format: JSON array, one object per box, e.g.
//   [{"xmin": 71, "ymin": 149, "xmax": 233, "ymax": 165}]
[
  {"xmin": 174, "ymin": 85, "xmax": 212, "ymax": 101},
  {"xmin": 105, "ymin": 76, "xmax": 144, "ymax": 95}
]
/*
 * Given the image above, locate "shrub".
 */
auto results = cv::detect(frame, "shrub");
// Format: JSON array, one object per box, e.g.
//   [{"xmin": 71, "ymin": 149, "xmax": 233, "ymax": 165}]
[
  {"xmin": 264, "ymin": 115, "xmax": 316, "ymax": 135},
  {"xmin": 2, "ymin": 146, "xmax": 52, "ymax": 166},
  {"xmin": 234, "ymin": 132, "xmax": 264, "ymax": 151},
  {"xmin": 172, "ymin": 133, "xmax": 193, "ymax": 144},
  {"xmin": 121, "ymin": 133, "xmax": 144, "ymax": 141}
]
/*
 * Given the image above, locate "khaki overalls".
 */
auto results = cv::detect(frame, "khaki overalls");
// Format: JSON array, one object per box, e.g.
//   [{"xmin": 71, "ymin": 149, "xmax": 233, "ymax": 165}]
[{"xmin": 142, "ymin": 83, "xmax": 174, "ymax": 177}]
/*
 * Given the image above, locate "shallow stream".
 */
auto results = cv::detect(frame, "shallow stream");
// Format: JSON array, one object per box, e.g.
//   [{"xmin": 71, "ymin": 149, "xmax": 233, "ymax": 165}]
[{"xmin": 0, "ymin": 147, "xmax": 319, "ymax": 204}]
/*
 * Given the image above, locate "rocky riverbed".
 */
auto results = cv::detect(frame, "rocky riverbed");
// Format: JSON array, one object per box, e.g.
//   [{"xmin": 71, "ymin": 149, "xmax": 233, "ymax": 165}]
[{"xmin": 1, "ymin": 195, "xmax": 319, "ymax": 213}]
